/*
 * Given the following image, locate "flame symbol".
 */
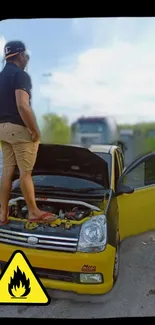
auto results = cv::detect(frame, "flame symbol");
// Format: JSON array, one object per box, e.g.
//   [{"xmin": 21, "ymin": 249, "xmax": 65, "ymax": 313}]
[{"xmin": 8, "ymin": 266, "xmax": 31, "ymax": 298}]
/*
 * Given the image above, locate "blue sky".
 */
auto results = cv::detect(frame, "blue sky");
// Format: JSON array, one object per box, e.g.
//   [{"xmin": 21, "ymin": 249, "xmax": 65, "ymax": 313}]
[
  {"xmin": 1, "ymin": 18, "xmax": 155, "ymax": 125},
  {"xmin": 0, "ymin": 19, "xmax": 88, "ymax": 118}
]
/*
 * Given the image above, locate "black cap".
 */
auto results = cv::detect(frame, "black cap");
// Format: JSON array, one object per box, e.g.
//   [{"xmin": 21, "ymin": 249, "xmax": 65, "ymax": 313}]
[{"xmin": 4, "ymin": 40, "xmax": 26, "ymax": 60}]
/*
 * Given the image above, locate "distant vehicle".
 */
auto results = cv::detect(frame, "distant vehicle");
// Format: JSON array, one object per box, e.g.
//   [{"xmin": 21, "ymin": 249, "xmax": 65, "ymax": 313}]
[
  {"xmin": 71, "ymin": 116, "xmax": 119, "ymax": 148},
  {"xmin": 146, "ymin": 129, "xmax": 155, "ymax": 138},
  {"xmin": 119, "ymin": 129, "xmax": 145, "ymax": 166}
]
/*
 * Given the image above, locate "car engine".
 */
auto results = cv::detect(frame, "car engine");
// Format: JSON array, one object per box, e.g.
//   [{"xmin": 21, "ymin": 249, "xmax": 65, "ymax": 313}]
[{"xmin": 8, "ymin": 197, "xmax": 97, "ymax": 222}]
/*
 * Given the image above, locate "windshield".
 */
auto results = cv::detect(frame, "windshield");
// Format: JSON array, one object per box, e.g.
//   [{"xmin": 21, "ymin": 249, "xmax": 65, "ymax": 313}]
[
  {"xmin": 76, "ymin": 121, "xmax": 107, "ymax": 133},
  {"xmin": 12, "ymin": 175, "xmax": 105, "ymax": 192}
]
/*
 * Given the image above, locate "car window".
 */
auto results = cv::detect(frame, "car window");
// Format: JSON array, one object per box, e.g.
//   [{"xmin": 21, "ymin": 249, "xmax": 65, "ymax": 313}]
[{"xmin": 121, "ymin": 155, "xmax": 155, "ymax": 189}]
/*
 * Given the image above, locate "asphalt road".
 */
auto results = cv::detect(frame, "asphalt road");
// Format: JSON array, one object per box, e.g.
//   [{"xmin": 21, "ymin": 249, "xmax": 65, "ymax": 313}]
[{"xmin": 0, "ymin": 231, "xmax": 155, "ymax": 318}]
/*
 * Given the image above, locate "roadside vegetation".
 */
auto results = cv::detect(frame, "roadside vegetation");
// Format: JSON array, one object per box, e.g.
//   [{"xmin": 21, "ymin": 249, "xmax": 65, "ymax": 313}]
[
  {"xmin": 0, "ymin": 116, "xmax": 155, "ymax": 155},
  {"xmin": 41, "ymin": 113, "xmax": 155, "ymax": 154}
]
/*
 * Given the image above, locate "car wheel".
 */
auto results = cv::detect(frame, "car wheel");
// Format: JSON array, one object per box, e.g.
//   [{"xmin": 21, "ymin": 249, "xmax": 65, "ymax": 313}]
[{"xmin": 113, "ymin": 233, "xmax": 120, "ymax": 283}]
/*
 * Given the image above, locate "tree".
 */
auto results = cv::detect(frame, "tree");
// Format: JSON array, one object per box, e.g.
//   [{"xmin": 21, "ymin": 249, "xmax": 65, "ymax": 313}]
[{"xmin": 41, "ymin": 113, "xmax": 71, "ymax": 144}]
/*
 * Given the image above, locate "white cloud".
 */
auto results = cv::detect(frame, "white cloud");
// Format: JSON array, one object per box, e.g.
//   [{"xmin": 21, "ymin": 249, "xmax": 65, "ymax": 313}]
[
  {"xmin": 40, "ymin": 18, "xmax": 155, "ymax": 124},
  {"xmin": 0, "ymin": 35, "xmax": 6, "ymax": 57}
]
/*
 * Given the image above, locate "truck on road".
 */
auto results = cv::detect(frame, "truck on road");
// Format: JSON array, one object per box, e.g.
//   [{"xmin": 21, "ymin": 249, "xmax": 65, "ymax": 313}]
[{"xmin": 71, "ymin": 116, "xmax": 119, "ymax": 148}]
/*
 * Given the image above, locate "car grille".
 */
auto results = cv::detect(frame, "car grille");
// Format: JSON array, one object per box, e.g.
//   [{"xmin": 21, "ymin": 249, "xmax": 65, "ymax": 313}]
[
  {"xmin": 0, "ymin": 228, "xmax": 78, "ymax": 252},
  {"xmin": 0, "ymin": 261, "xmax": 79, "ymax": 283}
]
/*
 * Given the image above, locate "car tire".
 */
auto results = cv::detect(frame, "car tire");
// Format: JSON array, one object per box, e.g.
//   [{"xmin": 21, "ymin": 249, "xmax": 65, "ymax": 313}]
[{"xmin": 113, "ymin": 232, "xmax": 120, "ymax": 283}]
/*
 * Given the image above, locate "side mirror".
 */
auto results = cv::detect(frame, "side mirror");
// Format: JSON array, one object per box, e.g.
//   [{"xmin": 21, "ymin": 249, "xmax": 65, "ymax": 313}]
[{"xmin": 116, "ymin": 182, "xmax": 134, "ymax": 196}]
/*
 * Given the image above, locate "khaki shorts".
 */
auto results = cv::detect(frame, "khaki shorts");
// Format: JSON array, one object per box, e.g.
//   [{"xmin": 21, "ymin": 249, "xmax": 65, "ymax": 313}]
[{"xmin": 0, "ymin": 123, "xmax": 39, "ymax": 172}]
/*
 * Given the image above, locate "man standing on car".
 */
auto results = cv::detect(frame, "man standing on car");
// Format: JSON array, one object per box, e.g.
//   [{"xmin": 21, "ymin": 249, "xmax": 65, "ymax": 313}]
[{"xmin": 0, "ymin": 40, "xmax": 55, "ymax": 225}]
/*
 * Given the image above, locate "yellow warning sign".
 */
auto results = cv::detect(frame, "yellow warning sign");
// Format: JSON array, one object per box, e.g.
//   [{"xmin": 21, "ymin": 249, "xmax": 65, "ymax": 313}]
[{"xmin": 0, "ymin": 250, "xmax": 51, "ymax": 305}]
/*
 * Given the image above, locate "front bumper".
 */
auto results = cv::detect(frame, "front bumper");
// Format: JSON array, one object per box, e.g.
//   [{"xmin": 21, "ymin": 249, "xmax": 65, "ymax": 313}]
[{"xmin": 0, "ymin": 243, "xmax": 115, "ymax": 295}]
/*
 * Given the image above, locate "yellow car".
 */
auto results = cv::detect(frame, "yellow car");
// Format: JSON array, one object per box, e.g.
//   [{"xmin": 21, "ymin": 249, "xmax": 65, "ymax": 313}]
[{"xmin": 0, "ymin": 143, "xmax": 154, "ymax": 295}]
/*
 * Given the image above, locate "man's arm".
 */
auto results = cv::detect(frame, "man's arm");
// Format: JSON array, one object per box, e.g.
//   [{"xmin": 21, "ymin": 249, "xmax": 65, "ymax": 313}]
[{"xmin": 14, "ymin": 71, "xmax": 40, "ymax": 137}]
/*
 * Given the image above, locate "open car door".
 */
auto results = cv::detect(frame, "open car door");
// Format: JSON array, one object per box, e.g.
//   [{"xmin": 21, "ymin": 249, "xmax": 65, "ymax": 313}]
[{"xmin": 117, "ymin": 152, "xmax": 155, "ymax": 241}]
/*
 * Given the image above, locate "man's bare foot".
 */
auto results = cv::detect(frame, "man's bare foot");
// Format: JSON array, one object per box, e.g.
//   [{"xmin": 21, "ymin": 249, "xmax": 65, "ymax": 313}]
[
  {"xmin": 28, "ymin": 209, "xmax": 57, "ymax": 223},
  {"xmin": 0, "ymin": 219, "xmax": 9, "ymax": 225},
  {"xmin": 0, "ymin": 211, "xmax": 9, "ymax": 225}
]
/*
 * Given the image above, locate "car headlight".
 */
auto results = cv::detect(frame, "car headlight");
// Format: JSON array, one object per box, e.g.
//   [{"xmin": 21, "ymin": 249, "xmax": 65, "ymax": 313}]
[{"xmin": 77, "ymin": 215, "xmax": 107, "ymax": 253}]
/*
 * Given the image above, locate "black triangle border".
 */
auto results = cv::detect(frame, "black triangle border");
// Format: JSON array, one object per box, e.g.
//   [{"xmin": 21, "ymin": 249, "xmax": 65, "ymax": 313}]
[{"xmin": 0, "ymin": 249, "xmax": 51, "ymax": 306}]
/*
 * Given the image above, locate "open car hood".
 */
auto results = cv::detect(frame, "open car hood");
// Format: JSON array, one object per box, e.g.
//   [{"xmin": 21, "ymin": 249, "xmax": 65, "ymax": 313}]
[{"xmin": 12, "ymin": 144, "xmax": 109, "ymax": 188}]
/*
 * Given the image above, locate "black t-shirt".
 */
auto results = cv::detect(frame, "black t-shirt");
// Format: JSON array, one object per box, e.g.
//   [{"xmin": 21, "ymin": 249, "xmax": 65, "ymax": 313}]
[{"xmin": 0, "ymin": 62, "xmax": 32, "ymax": 126}]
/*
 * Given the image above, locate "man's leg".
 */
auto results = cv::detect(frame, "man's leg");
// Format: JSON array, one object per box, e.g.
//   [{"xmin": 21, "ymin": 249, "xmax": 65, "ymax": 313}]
[
  {"xmin": 13, "ymin": 141, "xmax": 40, "ymax": 215},
  {"xmin": 13, "ymin": 140, "xmax": 56, "ymax": 221},
  {"xmin": 0, "ymin": 141, "xmax": 16, "ymax": 222}
]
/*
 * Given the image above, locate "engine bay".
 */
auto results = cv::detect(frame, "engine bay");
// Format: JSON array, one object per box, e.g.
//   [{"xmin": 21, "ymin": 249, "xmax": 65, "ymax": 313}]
[{"xmin": 8, "ymin": 197, "xmax": 100, "ymax": 222}]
